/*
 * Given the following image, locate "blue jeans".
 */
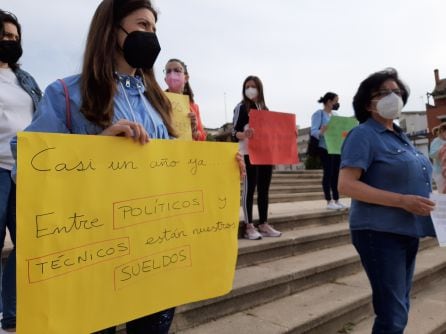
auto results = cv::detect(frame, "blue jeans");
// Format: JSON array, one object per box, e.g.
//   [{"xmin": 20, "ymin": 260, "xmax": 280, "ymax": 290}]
[
  {"xmin": 0, "ymin": 168, "xmax": 16, "ymax": 329},
  {"xmin": 351, "ymin": 229, "xmax": 419, "ymax": 334},
  {"xmin": 93, "ymin": 307, "xmax": 175, "ymax": 334}
]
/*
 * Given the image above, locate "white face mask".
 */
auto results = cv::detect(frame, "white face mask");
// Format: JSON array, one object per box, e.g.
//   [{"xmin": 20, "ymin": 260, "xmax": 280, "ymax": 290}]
[
  {"xmin": 245, "ymin": 87, "xmax": 258, "ymax": 100},
  {"xmin": 376, "ymin": 92, "xmax": 403, "ymax": 120}
]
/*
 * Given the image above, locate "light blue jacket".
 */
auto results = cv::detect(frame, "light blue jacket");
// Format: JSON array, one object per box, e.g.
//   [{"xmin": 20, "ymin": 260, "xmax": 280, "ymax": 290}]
[
  {"xmin": 11, "ymin": 74, "xmax": 170, "ymax": 160},
  {"xmin": 429, "ymin": 137, "xmax": 446, "ymax": 175},
  {"xmin": 310, "ymin": 109, "xmax": 334, "ymax": 150}
]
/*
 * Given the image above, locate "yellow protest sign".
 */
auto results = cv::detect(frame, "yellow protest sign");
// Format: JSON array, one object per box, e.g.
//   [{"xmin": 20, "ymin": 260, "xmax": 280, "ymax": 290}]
[
  {"xmin": 16, "ymin": 132, "xmax": 240, "ymax": 334},
  {"xmin": 166, "ymin": 92, "xmax": 193, "ymax": 140}
]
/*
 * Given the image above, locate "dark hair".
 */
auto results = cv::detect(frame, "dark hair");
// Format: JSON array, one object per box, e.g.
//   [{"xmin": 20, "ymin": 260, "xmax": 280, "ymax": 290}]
[
  {"xmin": 242, "ymin": 75, "xmax": 268, "ymax": 111},
  {"xmin": 0, "ymin": 10, "xmax": 22, "ymax": 70},
  {"xmin": 318, "ymin": 92, "xmax": 337, "ymax": 104},
  {"xmin": 80, "ymin": 0, "xmax": 177, "ymax": 136},
  {"xmin": 353, "ymin": 68, "xmax": 409, "ymax": 123},
  {"xmin": 166, "ymin": 58, "xmax": 195, "ymax": 103}
]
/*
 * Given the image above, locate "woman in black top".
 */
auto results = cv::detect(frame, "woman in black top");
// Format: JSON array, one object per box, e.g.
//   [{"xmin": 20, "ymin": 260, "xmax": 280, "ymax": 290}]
[{"xmin": 232, "ymin": 75, "xmax": 281, "ymax": 240}]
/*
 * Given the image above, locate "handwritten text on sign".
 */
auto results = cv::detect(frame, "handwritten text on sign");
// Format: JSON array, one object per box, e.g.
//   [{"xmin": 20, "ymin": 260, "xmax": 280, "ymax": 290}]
[
  {"xmin": 165, "ymin": 92, "xmax": 193, "ymax": 140},
  {"xmin": 17, "ymin": 133, "xmax": 239, "ymax": 334},
  {"xmin": 248, "ymin": 110, "xmax": 298, "ymax": 165}
]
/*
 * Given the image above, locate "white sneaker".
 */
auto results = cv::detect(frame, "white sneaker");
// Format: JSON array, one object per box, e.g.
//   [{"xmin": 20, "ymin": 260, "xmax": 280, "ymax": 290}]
[
  {"xmin": 335, "ymin": 202, "xmax": 348, "ymax": 209},
  {"xmin": 327, "ymin": 201, "xmax": 339, "ymax": 210},
  {"xmin": 258, "ymin": 223, "xmax": 282, "ymax": 237},
  {"xmin": 244, "ymin": 223, "xmax": 262, "ymax": 240}
]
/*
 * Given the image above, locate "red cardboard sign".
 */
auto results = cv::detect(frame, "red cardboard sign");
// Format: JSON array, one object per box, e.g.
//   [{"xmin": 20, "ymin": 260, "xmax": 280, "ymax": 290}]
[{"xmin": 248, "ymin": 110, "xmax": 298, "ymax": 165}]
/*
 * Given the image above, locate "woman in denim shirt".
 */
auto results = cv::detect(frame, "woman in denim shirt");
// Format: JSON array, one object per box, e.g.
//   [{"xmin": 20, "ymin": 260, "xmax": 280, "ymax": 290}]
[
  {"xmin": 338, "ymin": 68, "xmax": 435, "ymax": 334},
  {"xmin": 0, "ymin": 9, "xmax": 41, "ymax": 332},
  {"xmin": 12, "ymin": 1, "xmax": 177, "ymax": 333}
]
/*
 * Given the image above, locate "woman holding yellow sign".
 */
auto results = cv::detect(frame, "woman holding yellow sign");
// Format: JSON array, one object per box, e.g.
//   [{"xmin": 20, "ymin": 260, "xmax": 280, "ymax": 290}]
[
  {"xmin": 12, "ymin": 0, "xmax": 175, "ymax": 333},
  {"xmin": 164, "ymin": 58, "xmax": 207, "ymax": 141}
]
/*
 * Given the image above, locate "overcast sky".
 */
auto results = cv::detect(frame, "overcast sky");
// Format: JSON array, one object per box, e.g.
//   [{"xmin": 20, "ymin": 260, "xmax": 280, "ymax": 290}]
[{"xmin": 4, "ymin": 0, "xmax": 446, "ymax": 128}]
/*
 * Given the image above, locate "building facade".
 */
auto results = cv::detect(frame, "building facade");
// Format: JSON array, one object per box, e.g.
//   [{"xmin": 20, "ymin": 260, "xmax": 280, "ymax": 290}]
[{"xmin": 426, "ymin": 69, "xmax": 446, "ymax": 132}]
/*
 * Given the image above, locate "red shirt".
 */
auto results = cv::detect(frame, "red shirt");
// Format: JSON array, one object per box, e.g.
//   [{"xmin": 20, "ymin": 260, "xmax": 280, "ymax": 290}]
[{"xmin": 190, "ymin": 102, "xmax": 207, "ymax": 141}]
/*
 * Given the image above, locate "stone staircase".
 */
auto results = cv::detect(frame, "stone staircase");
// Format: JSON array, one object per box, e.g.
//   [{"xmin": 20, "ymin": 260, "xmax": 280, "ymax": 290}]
[
  {"xmin": 164, "ymin": 171, "xmax": 446, "ymax": 334},
  {"xmin": 253, "ymin": 170, "xmax": 326, "ymax": 203}
]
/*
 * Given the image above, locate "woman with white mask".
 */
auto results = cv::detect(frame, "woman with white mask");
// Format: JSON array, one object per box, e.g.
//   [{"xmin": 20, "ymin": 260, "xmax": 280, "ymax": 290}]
[
  {"xmin": 338, "ymin": 68, "xmax": 435, "ymax": 334},
  {"xmin": 232, "ymin": 75, "xmax": 281, "ymax": 240}
]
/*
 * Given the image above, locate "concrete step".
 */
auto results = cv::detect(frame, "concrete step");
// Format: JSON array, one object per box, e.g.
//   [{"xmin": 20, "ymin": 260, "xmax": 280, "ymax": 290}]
[
  {"xmin": 266, "ymin": 192, "xmax": 327, "ymax": 203},
  {"xmin": 176, "ymin": 243, "xmax": 446, "ymax": 334},
  {"xmin": 273, "ymin": 170, "xmax": 323, "ymax": 174},
  {"xmin": 264, "ymin": 193, "xmax": 347, "ymax": 203},
  {"xmin": 272, "ymin": 171, "xmax": 323, "ymax": 178},
  {"xmin": 270, "ymin": 179, "xmax": 321, "ymax": 186},
  {"xmin": 171, "ymin": 244, "xmax": 361, "ymax": 332},
  {"xmin": 271, "ymin": 174, "xmax": 322, "ymax": 179},
  {"xmin": 115, "ymin": 207, "xmax": 348, "ymax": 334},
  {"xmin": 241, "ymin": 185, "xmax": 322, "ymax": 196},
  {"xmin": 349, "ymin": 276, "xmax": 446, "ymax": 334},
  {"xmin": 238, "ymin": 207, "xmax": 349, "ymax": 235},
  {"xmin": 237, "ymin": 222, "xmax": 350, "ymax": 268},
  {"xmin": 265, "ymin": 185, "xmax": 323, "ymax": 194}
]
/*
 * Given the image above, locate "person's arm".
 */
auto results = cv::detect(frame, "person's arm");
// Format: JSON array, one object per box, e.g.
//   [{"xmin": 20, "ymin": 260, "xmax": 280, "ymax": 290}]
[
  {"xmin": 429, "ymin": 138, "xmax": 442, "ymax": 159},
  {"xmin": 338, "ymin": 168, "xmax": 434, "ymax": 216},
  {"xmin": 190, "ymin": 103, "xmax": 207, "ymax": 141},
  {"xmin": 236, "ymin": 151, "xmax": 246, "ymax": 178},
  {"xmin": 232, "ymin": 103, "xmax": 250, "ymax": 141},
  {"xmin": 10, "ymin": 80, "xmax": 73, "ymax": 162},
  {"xmin": 310, "ymin": 110, "xmax": 323, "ymax": 138},
  {"xmin": 10, "ymin": 80, "xmax": 75, "ymax": 182}
]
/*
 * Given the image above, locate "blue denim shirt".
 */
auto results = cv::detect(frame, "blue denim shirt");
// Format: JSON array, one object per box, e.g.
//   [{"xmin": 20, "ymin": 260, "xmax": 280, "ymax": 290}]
[
  {"xmin": 340, "ymin": 117, "xmax": 435, "ymax": 238},
  {"xmin": 14, "ymin": 68, "xmax": 42, "ymax": 111},
  {"xmin": 10, "ymin": 74, "xmax": 170, "ymax": 166}
]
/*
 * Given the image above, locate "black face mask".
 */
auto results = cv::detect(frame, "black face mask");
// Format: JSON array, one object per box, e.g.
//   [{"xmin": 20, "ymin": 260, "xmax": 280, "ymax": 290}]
[
  {"xmin": 332, "ymin": 102, "xmax": 340, "ymax": 111},
  {"xmin": 120, "ymin": 27, "xmax": 160, "ymax": 69},
  {"xmin": 0, "ymin": 40, "xmax": 23, "ymax": 64}
]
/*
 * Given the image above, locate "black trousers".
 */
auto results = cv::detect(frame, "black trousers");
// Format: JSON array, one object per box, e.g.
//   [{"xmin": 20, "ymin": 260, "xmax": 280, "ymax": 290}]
[
  {"xmin": 242, "ymin": 155, "xmax": 273, "ymax": 225},
  {"xmin": 319, "ymin": 148, "xmax": 340, "ymax": 201},
  {"xmin": 93, "ymin": 308, "xmax": 175, "ymax": 334}
]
